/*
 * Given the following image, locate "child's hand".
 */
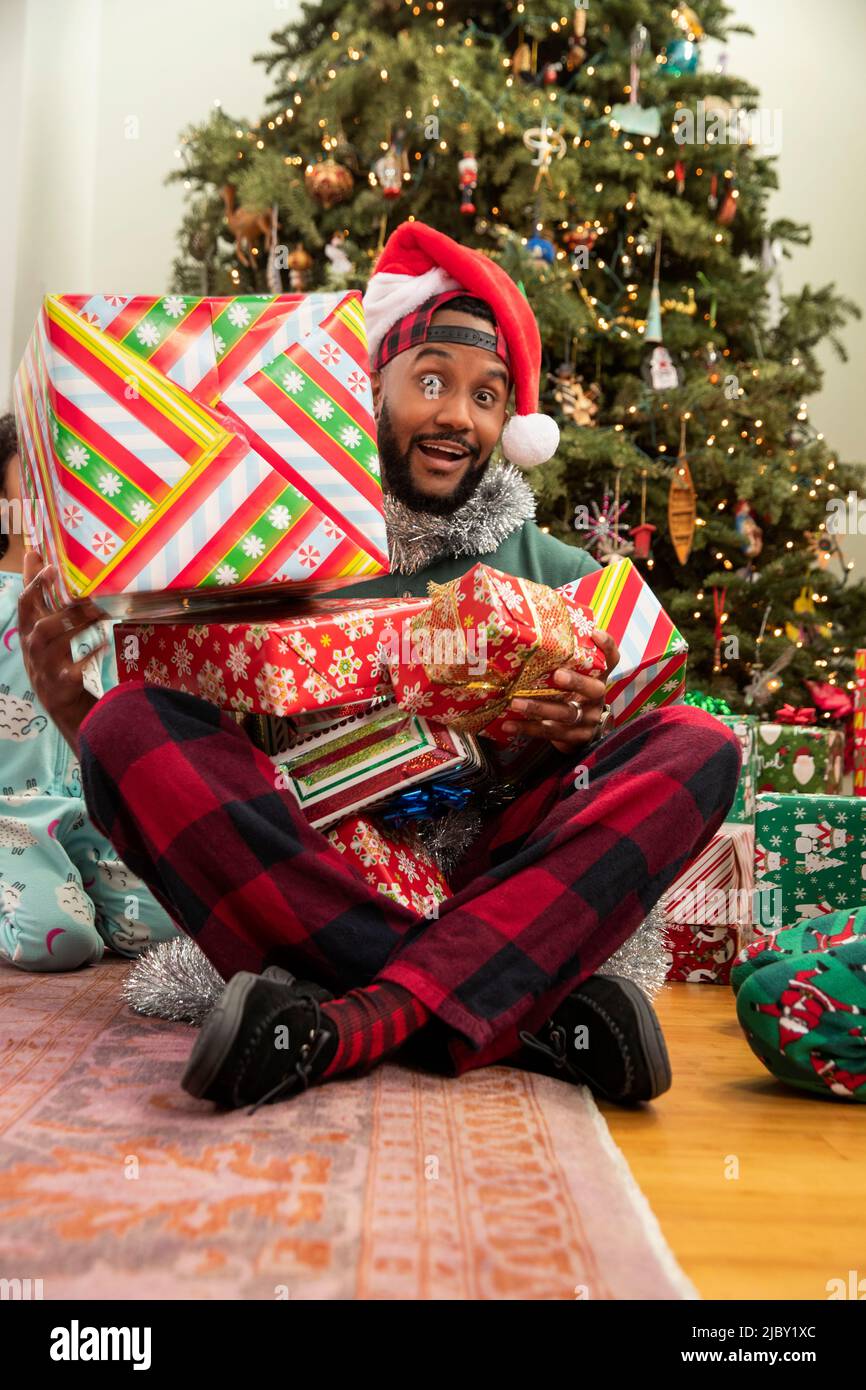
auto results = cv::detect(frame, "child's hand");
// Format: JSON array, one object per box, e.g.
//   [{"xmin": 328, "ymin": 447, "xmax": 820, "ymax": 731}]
[{"xmin": 18, "ymin": 552, "xmax": 109, "ymax": 755}]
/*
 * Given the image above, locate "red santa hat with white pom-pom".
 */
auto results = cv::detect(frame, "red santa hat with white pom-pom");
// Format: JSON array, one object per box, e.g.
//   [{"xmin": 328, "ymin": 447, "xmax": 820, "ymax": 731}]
[{"xmin": 363, "ymin": 220, "xmax": 560, "ymax": 469}]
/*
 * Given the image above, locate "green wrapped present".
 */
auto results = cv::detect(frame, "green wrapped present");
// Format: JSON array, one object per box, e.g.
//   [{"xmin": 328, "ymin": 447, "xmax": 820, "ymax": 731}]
[
  {"xmin": 755, "ymin": 722, "xmax": 844, "ymax": 795},
  {"xmin": 710, "ymin": 713, "xmax": 757, "ymax": 825},
  {"xmin": 754, "ymin": 793, "xmax": 866, "ymax": 928}
]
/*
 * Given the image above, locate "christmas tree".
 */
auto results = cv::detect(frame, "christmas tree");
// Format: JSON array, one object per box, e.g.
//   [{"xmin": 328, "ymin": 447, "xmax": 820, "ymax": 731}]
[{"xmin": 168, "ymin": 0, "xmax": 866, "ymax": 717}]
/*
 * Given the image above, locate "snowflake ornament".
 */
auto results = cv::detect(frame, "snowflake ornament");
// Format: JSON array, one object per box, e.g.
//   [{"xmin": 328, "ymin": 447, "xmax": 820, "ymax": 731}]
[{"xmin": 577, "ymin": 486, "xmax": 633, "ymax": 560}]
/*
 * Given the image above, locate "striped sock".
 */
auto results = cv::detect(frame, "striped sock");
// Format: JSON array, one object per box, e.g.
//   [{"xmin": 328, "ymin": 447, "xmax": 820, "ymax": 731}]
[{"xmin": 319, "ymin": 982, "xmax": 430, "ymax": 1079}]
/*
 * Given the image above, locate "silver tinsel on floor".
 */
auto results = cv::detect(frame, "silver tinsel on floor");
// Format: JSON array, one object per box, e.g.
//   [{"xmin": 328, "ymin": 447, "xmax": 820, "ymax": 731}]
[
  {"xmin": 123, "ymin": 935, "xmax": 225, "ymax": 1025},
  {"xmin": 596, "ymin": 900, "xmax": 671, "ymax": 1000},
  {"xmin": 382, "ymin": 463, "xmax": 536, "ymax": 574},
  {"xmin": 124, "ymin": 901, "xmax": 670, "ymax": 1025}
]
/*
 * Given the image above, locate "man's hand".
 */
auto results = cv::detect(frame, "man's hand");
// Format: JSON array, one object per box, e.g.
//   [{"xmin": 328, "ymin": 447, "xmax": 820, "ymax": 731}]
[
  {"xmin": 499, "ymin": 628, "xmax": 620, "ymax": 754},
  {"xmin": 18, "ymin": 551, "xmax": 109, "ymax": 756}
]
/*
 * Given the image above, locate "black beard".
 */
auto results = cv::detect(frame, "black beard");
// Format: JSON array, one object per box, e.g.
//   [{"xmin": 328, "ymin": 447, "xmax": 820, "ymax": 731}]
[{"xmin": 376, "ymin": 401, "xmax": 491, "ymax": 516}]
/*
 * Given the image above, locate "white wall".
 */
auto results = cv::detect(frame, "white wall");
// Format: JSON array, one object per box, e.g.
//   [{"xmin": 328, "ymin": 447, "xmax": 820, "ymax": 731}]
[
  {"xmin": 2, "ymin": 0, "xmax": 284, "ymax": 401},
  {"xmin": 3, "ymin": 0, "xmax": 865, "ymax": 566},
  {"xmin": 726, "ymin": 0, "xmax": 866, "ymax": 576}
]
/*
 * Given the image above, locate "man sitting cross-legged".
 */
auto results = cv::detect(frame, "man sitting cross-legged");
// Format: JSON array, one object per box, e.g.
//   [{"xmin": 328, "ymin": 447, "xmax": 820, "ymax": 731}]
[{"xmin": 18, "ymin": 223, "xmax": 741, "ymax": 1110}]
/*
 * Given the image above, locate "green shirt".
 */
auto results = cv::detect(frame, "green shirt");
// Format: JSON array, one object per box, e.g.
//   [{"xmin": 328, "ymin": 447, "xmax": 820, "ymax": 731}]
[{"xmin": 329, "ymin": 518, "xmax": 601, "ymax": 602}]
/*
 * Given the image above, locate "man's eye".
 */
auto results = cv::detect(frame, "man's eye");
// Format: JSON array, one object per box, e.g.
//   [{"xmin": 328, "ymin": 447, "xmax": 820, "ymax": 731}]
[
  {"xmin": 475, "ymin": 391, "xmax": 495, "ymax": 405},
  {"xmin": 421, "ymin": 374, "xmax": 444, "ymax": 399}
]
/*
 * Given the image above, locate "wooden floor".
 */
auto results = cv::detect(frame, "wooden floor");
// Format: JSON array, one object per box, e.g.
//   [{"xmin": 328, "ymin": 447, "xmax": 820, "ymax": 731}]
[{"xmin": 600, "ymin": 983, "xmax": 866, "ymax": 1301}]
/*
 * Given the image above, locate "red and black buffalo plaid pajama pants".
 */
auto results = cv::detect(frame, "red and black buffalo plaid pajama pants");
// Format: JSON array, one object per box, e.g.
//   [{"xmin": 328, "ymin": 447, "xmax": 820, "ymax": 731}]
[{"xmin": 79, "ymin": 684, "xmax": 740, "ymax": 1075}]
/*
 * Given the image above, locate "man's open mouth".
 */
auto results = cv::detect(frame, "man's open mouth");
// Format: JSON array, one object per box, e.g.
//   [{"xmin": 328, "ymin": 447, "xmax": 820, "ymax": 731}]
[{"xmin": 414, "ymin": 439, "xmax": 473, "ymax": 467}]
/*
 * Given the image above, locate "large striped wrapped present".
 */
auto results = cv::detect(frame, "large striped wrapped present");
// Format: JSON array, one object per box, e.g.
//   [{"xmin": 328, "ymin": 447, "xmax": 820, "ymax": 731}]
[
  {"xmin": 13, "ymin": 291, "xmax": 389, "ymax": 616},
  {"xmin": 559, "ymin": 558, "xmax": 688, "ymax": 727}
]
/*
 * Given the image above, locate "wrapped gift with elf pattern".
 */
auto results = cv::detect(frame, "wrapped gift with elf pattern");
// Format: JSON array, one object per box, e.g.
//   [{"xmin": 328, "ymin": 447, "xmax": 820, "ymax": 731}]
[
  {"xmin": 325, "ymin": 815, "xmax": 451, "ymax": 914},
  {"xmin": 709, "ymin": 713, "xmax": 758, "ymax": 825},
  {"xmin": 661, "ymin": 823, "xmax": 755, "ymax": 984},
  {"xmin": 755, "ymin": 717, "xmax": 844, "ymax": 796},
  {"xmin": 754, "ymin": 792, "xmax": 866, "ymax": 930},
  {"xmin": 13, "ymin": 290, "xmax": 388, "ymax": 615}
]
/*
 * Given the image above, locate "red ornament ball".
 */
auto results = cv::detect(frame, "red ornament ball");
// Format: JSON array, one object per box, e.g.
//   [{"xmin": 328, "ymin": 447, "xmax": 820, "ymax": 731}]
[{"xmin": 305, "ymin": 159, "xmax": 354, "ymax": 209}]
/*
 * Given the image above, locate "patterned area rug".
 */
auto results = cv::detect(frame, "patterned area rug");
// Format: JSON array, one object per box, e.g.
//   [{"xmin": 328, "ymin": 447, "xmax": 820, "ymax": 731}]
[{"xmin": 0, "ymin": 960, "xmax": 695, "ymax": 1300}]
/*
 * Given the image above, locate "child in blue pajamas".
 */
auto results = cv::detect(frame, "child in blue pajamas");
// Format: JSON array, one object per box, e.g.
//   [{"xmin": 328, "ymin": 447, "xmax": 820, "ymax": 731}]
[{"xmin": 0, "ymin": 413, "xmax": 179, "ymax": 970}]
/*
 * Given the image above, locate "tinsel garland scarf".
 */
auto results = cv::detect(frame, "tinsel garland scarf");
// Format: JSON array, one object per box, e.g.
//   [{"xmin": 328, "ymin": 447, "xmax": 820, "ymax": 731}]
[
  {"xmin": 124, "ymin": 902, "xmax": 670, "ymax": 1025},
  {"xmin": 381, "ymin": 463, "xmax": 537, "ymax": 574}
]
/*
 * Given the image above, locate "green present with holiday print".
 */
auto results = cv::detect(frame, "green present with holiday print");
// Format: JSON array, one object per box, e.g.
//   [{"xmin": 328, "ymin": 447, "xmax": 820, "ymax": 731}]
[
  {"xmin": 710, "ymin": 713, "xmax": 758, "ymax": 825},
  {"xmin": 754, "ymin": 793, "xmax": 866, "ymax": 929},
  {"xmin": 755, "ymin": 720, "xmax": 844, "ymax": 795}
]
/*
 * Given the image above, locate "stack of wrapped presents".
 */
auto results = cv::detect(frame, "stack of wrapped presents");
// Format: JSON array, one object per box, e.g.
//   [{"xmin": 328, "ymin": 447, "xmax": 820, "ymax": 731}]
[{"xmin": 13, "ymin": 289, "xmax": 689, "ymax": 909}]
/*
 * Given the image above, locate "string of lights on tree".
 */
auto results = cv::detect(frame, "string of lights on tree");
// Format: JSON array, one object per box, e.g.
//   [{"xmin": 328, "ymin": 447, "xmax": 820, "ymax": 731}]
[{"xmin": 167, "ymin": 0, "xmax": 866, "ymax": 711}]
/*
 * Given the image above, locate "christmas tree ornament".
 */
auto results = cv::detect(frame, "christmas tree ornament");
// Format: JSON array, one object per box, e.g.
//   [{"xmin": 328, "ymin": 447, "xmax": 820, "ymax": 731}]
[
  {"xmin": 331, "ymin": 131, "xmax": 362, "ymax": 175},
  {"xmin": 717, "ymin": 176, "xmax": 738, "ymax": 226},
  {"xmin": 286, "ymin": 241, "xmax": 313, "ymax": 290},
  {"xmin": 674, "ymin": 157, "xmax": 687, "ymax": 195},
  {"xmin": 611, "ymin": 103, "xmax": 661, "ymax": 138},
  {"xmin": 458, "ymin": 151, "xmax": 478, "ymax": 215},
  {"xmin": 569, "ymin": 2, "xmax": 589, "ymax": 68},
  {"xmin": 668, "ymin": 422, "xmax": 697, "ymax": 564},
  {"xmin": 662, "ymin": 287, "xmax": 697, "ymax": 317},
  {"xmin": 785, "ymin": 585, "xmax": 832, "ymax": 644},
  {"xmin": 304, "ymin": 158, "xmax": 354, "ymax": 208},
  {"xmin": 610, "ymin": 23, "xmax": 661, "ymax": 138},
  {"xmin": 562, "ymin": 222, "xmax": 598, "ymax": 268},
  {"xmin": 643, "ymin": 344, "xmax": 680, "ymax": 390},
  {"xmin": 219, "ymin": 184, "xmax": 273, "ymax": 268},
  {"xmin": 541, "ymin": 61, "xmax": 562, "ymax": 86},
  {"xmin": 522, "ymin": 121, "xmax": 566, "ymax": 190},
  {"xmin": 744, "ymin": 646, "xmax": 794, "ymax": 709},
  {"xmin": 704, "ymin": 341, "xmax": 721, "ymax": 383},
  {"xmin": 645, "ymin": 236, "xmax": 664, "ymax": 342},
  {"xmin": 549, "ymin": 362, "xmax": 600, "ymax": 425},
  {"xmin": 708, "ymin": 171, "xmax": 719, "ymax": 211},
  {"xmin": 663, "ymin": 38, "xmax": 700, "ymax": 77},
  {"xmin": 734, "ymin": 499, "xmax": 763, "ymax": 559},
  {"xmin": 642, "ymin": 237, "xmax": 680, "ymax": 389},
  {"xmin": 630, "ymin": 470, "xmax": 656, "ymax": 558},
  {"xmin": 527, "ymin": 234, "xmax": 555, "ymax": 263},
  {"xmin": 374, "ymin": 142, "xmax": 409, "ymax": 199},
  {"xmin": 566, "ymin": 33, "xmax": 588, "ymax": 73},
  {"xmin": 578, "ymin": 481, "xmax": 633, "ymax": 562},
  {"xmin": 674, "ymin": 4, "xmax": 705, "ymax": 39},
  {"xmin": 512, "ymin": 38, "xmax": 537, "ymax": 83},
  {"xmin": 324, "ymin": 230, "xmax": 353, "ymax": 280},
  {"xmin": 762, "ymin": 237, "xmax": 784, "ymax": 330},
  {"xmin": 805, "ymin": 529, "xmax": 846, "ymax": 576}
]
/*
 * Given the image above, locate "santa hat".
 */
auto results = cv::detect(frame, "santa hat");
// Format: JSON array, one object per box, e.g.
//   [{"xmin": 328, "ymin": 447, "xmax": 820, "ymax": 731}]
[{"xmin": 362, "ymin": 220, "xmax": 560, "ymax": 469}]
